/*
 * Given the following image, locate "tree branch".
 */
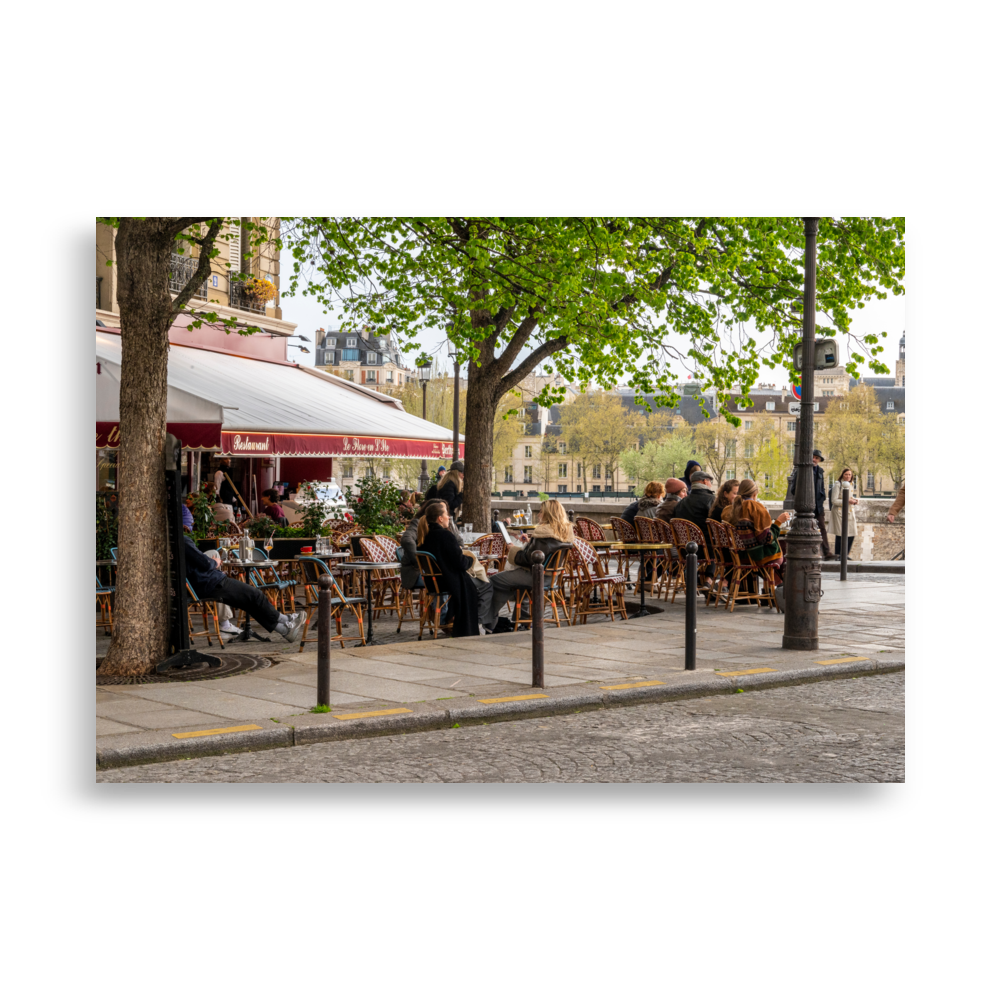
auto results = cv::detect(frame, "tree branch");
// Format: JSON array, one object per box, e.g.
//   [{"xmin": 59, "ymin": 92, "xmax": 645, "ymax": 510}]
[
  {"xmin": 499, "ymin": 336, "xmax": 568, "ymax": 395},
  {"xmin": 170, "ymin": 219, "xmax": 224, "ymax": 320},
  {"xmin": 495, "ymin": 309, "xmax": 540, "ymax": 372}
]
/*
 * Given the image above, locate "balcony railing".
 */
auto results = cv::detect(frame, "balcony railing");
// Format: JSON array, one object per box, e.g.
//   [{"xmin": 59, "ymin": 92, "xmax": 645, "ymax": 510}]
[
  {"xmin": 96, "ymin": 276, "xmax": 102, "ymax": 309},
  {"xmin": 168, "ymin": 253, "xmax": 208, "ymax": 300},
  {"xmin": 229, "ymin": 278, "xmax": 266, "ymax": 315}
]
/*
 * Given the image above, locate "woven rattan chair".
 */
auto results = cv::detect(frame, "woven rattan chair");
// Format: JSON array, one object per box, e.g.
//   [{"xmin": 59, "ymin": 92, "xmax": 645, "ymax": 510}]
[
  {"xmin": 96, "ymin": 576, "xmax": 114, "ymax": 635},
  {"xmin": 569, "ymin": 537, "xmax": 628, "ymax": 624},
  {"xmin": 185, "ymin": 580, "xmax": 225, "ymax": 647},
  {"xmin": 511, "ymin": 547, "xmax": 572, "ymax": 628},
  {"xmin": 634, "ymin": 515, "xmax": 668, "ymax": 597},
  {"xmin": 468, "ymin": 532, "xmax": 508, "ymax": 575},
  {"xmin": 415, "ymin": 551, "xmax": 450, "ymax": 639},
  {"xmin": 359, "ymin": 534, "xmax": 408, "ymax": 623},
  {"xmin": 668, "ymin": 519, "xmax": 712, "ymax": 605},
  {"xmin": 731, "ymin": 519, "xmax": 781, "ymax": 612},
  {"xmin": 609, "ymin": 516, "xmax": 638, "ymax": 581}
]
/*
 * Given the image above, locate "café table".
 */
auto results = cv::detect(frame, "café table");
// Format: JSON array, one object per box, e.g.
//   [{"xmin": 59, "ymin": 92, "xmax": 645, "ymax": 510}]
[
  {"xmin": 340, "ymin": 560, "xmax": 402, "ymax": 645},
  {"xmin": 603, "ymin": 542, "xmax": 671, "ymax": 617},
  {"xmin": 220, "ymin": 556, "xmax": 285, "ymax": 643}
]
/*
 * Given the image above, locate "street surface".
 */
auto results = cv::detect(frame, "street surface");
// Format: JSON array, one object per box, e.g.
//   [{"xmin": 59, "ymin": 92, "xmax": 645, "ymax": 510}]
[{"xmin": 98, "ymin": 672, "xmax": 904, "ymax": 783}]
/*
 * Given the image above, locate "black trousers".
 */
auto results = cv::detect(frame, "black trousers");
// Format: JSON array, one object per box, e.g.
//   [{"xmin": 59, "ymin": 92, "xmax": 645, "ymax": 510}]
[
  {"xmin": 834, "ymin": 535, "xmax": 855, "ymax": 556},
  {"xmin": 208, "ymin": 577, "xmax": 279, "ymax": 632}
]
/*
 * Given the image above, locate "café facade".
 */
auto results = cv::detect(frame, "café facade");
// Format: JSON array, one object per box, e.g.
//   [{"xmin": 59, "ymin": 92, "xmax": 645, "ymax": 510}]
[{"xmin": 96, "ymin": 319, "xmax": 462, "ymax": 506}]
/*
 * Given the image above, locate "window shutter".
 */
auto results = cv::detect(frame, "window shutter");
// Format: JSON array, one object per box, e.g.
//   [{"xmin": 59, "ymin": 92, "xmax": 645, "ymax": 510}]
[{"xmin": 229, "ymin": 220, "xmax": 241, "ymax": 271}]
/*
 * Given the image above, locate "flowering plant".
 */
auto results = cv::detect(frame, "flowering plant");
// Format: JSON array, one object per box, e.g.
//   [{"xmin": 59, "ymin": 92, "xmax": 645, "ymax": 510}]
[{"xmin": 244, "ymin": 277, "xmax": 277, "ymax": 303}]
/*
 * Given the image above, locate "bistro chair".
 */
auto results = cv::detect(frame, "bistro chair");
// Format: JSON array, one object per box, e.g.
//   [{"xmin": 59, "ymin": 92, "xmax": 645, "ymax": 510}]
[
  {"xmin": 634, "ymin": 516, "xmax": 668, "ymax": 597},
  {"xmin": 96, "ymin": 576, "xmax": 114, "ymax": 635},
  {"xmin": 569, "ymin": 537, "xmax": 628, "ymax": 625},
  {"xmin": 185, "ymin": 580, "xmax": 225, "ymax": 647},
  {"xmin": 511, "ymin": 547, "xmax": 572, "ymax": 628},
  {"xmin": 415, "ymin": 551, "xmax": 450, "ymax": 640},
  {"xmin": 296, "ymin": 555, "xmax": 367, "ymax": 649},
  {"xmin": 705, "ymin": 518, "xmax": 739, "ymax": 610},
  {"xmin": 359, "ymin": 534, "xmax": 413, "ymax": 627},
  {"xmin": 248, "ymin": 548, "xmax": 296, "ymax": 614},
  {"xmin": 668, "ymin": 519, "xmax": 712, "ymax": 605},
  {"xmin": 609, "ymin": 516, "xmax": 637, "ymax": 581},
  {"xmin": 573, "ymin": 517, "xmax": 606, "ymax": 542},
  {"xmin": 468, "ymin": 532, "xmax": 508, "ymax": 575},
  {"xmin": 731, "ymin": 519, "xmax": 782, "ymax": 612}
]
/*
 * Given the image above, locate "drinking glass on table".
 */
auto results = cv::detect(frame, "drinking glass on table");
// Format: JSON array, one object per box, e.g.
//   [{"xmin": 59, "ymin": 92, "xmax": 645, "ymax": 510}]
[{"xmin": 264, "ymin": 534, "xmax": 274, "ymax": 559}]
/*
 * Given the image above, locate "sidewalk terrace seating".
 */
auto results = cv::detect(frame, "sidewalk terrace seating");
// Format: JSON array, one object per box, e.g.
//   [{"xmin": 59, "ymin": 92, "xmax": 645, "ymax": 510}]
[
  {"xmin": 297, "ymin": 555, "xmax": 368, "ymax": 650},
  {"xmin": 358, "ymin": 534, "xmax": 414, "ymax": 628}
]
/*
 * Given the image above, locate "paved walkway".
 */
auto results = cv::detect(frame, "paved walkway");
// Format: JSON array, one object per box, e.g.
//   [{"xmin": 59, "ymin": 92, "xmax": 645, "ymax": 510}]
[{"xmin": 96, "ymin": 574, "xmax": 904, "ymax": 769}]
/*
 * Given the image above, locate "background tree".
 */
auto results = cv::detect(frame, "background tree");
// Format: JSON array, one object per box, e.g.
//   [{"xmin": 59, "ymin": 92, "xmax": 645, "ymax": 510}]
[
  {"xmin": 878, "ymin": 419, "xmax": 906, "ymax": 490},
  {"xmin": 818, "ymin": 383, "xmax": 886, "ymax": 495},
  {"xmin": 739, "ymin": 418, "xmax": 782, "ymax": 482},
  {"xmin": 619, "ymin": 431, "xmax": 695, "ymax": 487},
  {"xmin": 281, "ymin": 217, "xmax": 905, "ymax": 529},
  {"xmin": 560, "ymin": 392, "xmax": 638, "ymax": 490}
]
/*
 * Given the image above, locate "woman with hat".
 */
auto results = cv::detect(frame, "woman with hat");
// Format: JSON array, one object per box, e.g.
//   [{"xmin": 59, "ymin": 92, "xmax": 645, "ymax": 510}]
[{"xmin": 722, "ymin": 479, "xmax": 791, "ymax": 579}]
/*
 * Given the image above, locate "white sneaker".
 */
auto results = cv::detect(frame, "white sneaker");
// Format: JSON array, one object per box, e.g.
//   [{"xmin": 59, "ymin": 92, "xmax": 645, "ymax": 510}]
[
  {"xmin": 219, "ymin": 620, "xmax": 241, "ymax": 635},
  {"xmin": 283, "ymin": 613, "xmax": 307, "ymax": 644}
]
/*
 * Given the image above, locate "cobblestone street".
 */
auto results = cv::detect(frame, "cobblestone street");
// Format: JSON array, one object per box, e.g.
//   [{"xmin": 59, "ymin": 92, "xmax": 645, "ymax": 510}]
[{"xmin": 98, "ymin": 672, "xmax": 904, "ymax": 783}]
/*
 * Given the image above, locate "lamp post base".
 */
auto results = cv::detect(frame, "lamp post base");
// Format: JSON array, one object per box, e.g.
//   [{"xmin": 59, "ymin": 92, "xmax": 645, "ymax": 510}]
[{"xmin": 781, "ymin": 513, "xmax": 822, "ymax": 651}]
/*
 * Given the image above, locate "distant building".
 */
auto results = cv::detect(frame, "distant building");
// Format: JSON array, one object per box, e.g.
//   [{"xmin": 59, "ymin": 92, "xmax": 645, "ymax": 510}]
[{"xmin": 315, "ymin": 327, "xmax": 416, "ymax": 388}]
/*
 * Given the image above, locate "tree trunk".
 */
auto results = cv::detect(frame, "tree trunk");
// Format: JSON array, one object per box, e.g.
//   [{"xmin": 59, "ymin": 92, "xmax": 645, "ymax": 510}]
[
  {"xmin": 463, "ymin": 359, "xmax": 503, "ymax": 532},
  {"xmin": 97, "ymin": 221, "xmax": 179, "ymax": 675}
]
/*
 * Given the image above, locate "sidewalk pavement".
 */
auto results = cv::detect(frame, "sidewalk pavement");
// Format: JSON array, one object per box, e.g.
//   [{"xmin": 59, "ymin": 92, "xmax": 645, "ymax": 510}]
[{"xmin": 96, "ymin": 575, "xmax": 904, "ymax": 770}]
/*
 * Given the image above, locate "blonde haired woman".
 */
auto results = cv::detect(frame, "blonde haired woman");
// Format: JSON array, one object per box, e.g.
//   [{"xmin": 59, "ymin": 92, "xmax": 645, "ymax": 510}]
[{"xmin": 487, "ymin": 498, "xmax": 574, "ymax": 632}]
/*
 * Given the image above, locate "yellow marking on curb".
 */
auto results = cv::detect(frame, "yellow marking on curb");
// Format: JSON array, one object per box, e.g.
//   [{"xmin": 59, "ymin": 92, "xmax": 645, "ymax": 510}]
[
  {"xmin": 477, "ymin": 694, "xmax": 549, "ymax": 704},
  {"xmin": 717, "ymin": 668, "xmax": 778, "ymax": 677},
  {"xmin": 334, "ymin": 708, "xmax": 413, "ymax": 720},
  {"xmin": 601, "ymin": 681, "xmax": 667, "ymax": 690},
  {"xmin": 813, "ymin": 656, "xmax": 869, "ymax": 666},
  {"xmin": 172, "ymin": 724, "xmax": 263, "ymax": 739}
]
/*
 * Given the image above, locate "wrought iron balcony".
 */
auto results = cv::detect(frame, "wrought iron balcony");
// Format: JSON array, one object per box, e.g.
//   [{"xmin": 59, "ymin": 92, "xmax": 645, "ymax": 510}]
[
  {"xmin": 168, "ymin": 253, "xmax": 208, "ymax": 300},
  {"xmin": 229, "ymin": 278, "xmax": 266, "ymax": 315}
]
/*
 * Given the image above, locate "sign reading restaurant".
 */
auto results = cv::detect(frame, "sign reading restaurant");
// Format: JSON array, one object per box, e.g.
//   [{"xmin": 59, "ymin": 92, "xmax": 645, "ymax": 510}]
[{"xmin": 221, "ymin": 431, "xmax": 463, "ymax": 459}]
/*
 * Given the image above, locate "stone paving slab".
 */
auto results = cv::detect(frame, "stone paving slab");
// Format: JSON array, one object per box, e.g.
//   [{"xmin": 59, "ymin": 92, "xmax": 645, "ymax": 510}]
[{"xmin": 96, "ymin": 576, "xmax": 904, "ymax": 770}]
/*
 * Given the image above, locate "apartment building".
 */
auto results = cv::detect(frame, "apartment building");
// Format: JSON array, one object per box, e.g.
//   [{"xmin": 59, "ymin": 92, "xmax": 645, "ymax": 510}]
[{"xmin": 314, "ymin": 328, "xmax": 416, "ymax": 388}]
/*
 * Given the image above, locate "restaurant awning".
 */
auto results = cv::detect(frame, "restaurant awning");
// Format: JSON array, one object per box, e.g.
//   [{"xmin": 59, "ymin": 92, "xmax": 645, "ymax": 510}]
[
  {"xmin": 96, "ymin": 332, "xmax": 463, "ymax": 459},
  {"xmin": 96, "ymin": 349, "xmax": 223, "ymax": 451}
]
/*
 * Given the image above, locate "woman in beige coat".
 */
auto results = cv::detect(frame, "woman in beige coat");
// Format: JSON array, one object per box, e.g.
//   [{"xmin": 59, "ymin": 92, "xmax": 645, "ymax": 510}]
[{"xmin": 830, "ymin": 468, "xmax": 859, "ymax": 556}]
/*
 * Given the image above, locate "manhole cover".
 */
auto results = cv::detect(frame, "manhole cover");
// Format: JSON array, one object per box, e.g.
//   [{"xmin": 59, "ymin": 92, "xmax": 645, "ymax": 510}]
[{"xmin": 96, "ymin": 652, "xmax": 271, "ymax": 685}]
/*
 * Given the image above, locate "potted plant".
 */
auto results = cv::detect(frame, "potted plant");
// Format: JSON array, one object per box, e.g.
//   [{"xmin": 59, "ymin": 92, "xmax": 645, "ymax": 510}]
[{"xmin": 343, "ymin": 475, "xmax": 408, "ymax": 556}]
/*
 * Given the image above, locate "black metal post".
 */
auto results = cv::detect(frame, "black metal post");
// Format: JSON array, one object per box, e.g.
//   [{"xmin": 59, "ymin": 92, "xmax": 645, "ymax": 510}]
[
  {"xmin": 419, "ymin": 381, "xmax": 429, "ymax": 492},
  {"xmin": 782, "ymin": 217, "xmax": 822, "ymax": 650},
  {"xmin": 531, "ymin": 550, "xmax": 545, "ymax": 688},
  {"xmin": 684, "ymin": 541, "xmax": 698, "ymax": 670},
  {"xmin": 317, "ymin": 574, "xmax": 331, "ymax": 706},
  {"xmin": 840, "ymin": 484, "xmax": 850, "ymax": 581}
]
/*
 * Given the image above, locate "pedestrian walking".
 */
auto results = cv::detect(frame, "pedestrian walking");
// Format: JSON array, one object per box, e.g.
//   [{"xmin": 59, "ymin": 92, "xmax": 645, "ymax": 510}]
[
  {"xmin": 789, "ymin": 449, "xmax": 832, "ymax": 558},
  {"xmin": 830, "ymin": 468, "xmax": 859, "ymax": 557}
]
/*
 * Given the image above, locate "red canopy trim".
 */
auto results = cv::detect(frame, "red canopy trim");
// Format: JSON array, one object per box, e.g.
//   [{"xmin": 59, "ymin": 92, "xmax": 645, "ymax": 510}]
[
  {"xmin": 96, "ymin": 422, "xmax": 222, "ymax": 451},
  {"xmin": 221, "ymin": 431, "xmax": 463, "ymax": 460}
]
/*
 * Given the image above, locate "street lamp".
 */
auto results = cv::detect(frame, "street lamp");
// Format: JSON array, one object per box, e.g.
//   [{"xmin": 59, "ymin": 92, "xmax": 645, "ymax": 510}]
[
  {"xmin": 417, "ymin": 354, "xmax": 433, "ymax": 493},
  {"xmin": 782, "ymin": 218, "xmax": 822, "ymax": 651}
]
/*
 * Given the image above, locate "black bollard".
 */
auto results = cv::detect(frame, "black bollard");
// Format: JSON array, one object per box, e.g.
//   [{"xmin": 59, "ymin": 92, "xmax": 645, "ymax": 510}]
[
  {"xmin": 685, "ymin": 541, "xmax": 698, "ymax": 671},
  {"xmin": 317, "ymin": 574, "xmax": 332, "ymax": 707},
  {"xmin": 840, "ymin": 485, "xmax": 850, "ymax": 581},
  {"xmin": 531, "ymin": 549, "xmax": 545, "ymax": 688}
]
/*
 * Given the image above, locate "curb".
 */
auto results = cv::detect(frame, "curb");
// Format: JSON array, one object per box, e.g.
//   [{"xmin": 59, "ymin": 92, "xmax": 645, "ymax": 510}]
[{"xmin": 96, "ymin": 658, "xmax": 904, "ymax": 770}]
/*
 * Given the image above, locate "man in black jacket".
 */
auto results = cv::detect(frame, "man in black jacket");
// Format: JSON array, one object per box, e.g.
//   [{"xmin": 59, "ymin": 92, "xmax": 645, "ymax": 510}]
[
  {"xmin": 184, "ymin": 538, "xmax": 306, "ymax": 643},
  {"xmin": 673, "ymin": 469, "xmax": 715, "ymax": 538},
  {"xmin": 789, "ymin": 450, "xmax": 832, "ymax": 559}
]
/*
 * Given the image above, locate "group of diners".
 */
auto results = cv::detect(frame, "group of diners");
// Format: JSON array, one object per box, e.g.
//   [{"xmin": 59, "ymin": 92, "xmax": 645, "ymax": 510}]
[{"xmin": 621, "ymin": 462, "xmax": 791, "ymax": 593}]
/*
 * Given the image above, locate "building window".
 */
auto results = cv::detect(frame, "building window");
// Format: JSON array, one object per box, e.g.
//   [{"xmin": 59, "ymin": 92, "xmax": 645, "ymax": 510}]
[
  {"xmin": 867, "ymin": 472, "xmax": 875, "ymax": 490},
  {"xmin": 558, "ymin": 463, "xmax": 567, "ymax": 478},
  {"xmin": 524, "ymin": 446, "xmax": 532, "ymax": 458},
  {"xmin": 822, "ymin": 390, "xmax": 834, "ymax": 396},
  {"xmin": 786, "ymin": 443, "xmax": 795, "ymax": 458},
  {"xmin": 367, "ymin": 352, "xmax": 377, "ymax": 364},
  {"xmin": 325, "ymin": 336, "xmax": 336, "ymax": 348},
  {"xmin": 886, "ymin": 400, "xmax": 895, "ymax": 410},
  {"xmin": 382, "ymin": 466, "xmax": 390, "ymax": 479},
  {"xmin": 605, "ymin": 466, "xmax": 613, "ymax": 479},
  {"xmin": 343, "ymin": 369, "xmax": 354, "ymax": 381},
  {"xmin": 385, "ymin": 372, "xmax": 393, "ymax": 383},
  {"xmin": 557, "ymin": 484, "xmax": 567, "ymax": 493},
  {"xmin": 366, "ymin": 371, "xmax": 377, "ymax": 383},
  {"xmin": 504, "ymin": 466, "xmax": 513, "ymax": 483},
  {"xmin": 346, "ymin": 338, "xmax": 357, "ymax": 348},
  {"xmin": 725, "ymin": 440, "xmax": 736, "ymax": 458},
  {"xmin": 737, "ymin": 404, "xmax": 747, "ymax": 411},
  {"xmin": 593, "ymin": 465, "xmax": 601, "ymax": 479},
  {"xmin": 744, "ymin": 420, "xmax": 753, "ymax": 429},
  {"xmin": 766, "ymin": 401, "xmax": 775, "ymax": 411},
  {"xmin": 902, "ymin": 375, "xmax": 905, "ymax": 386},
  {"xmin": 899, "ymin": 416, "xmax": 905, "ymax": 424},
  {"xmin": 379, "ymin": 339, "xmax": 387, "ymax": 349},
  {"xmin": 744, "ymin": 443, "xmax": 753, "ymax": 458},
  {"xmin": 341, "ymin": 349, "xmax": 359, "ymax": 361},
  {"xmin": 324, "ymin": 351, "xmax": 334, "ymax": 363},
  {"xmin": 577, "ymin": 463, "xmax": 583, "ymax": 477},
  {"xmin": 341, "ymin": 463, "xmax": 354, "ymax": 478},
  {"xmin": 786, "ymin": 421, "xmax": 796, "ymax": 431},
  {"xmin": 725, "ymin": 469, "xmax": 735, "ymax": 481},
  {"xmin": 558, "ymin": 441, "xmax": 567, "ymax": 454},
  {"xmin": 524, "ymin": 466, "xmax": 533, "ymax": 483}
]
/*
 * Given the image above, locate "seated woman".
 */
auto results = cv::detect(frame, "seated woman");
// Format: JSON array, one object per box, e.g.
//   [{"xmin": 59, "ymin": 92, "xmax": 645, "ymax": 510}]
[
  {"xmin": 487, "ymin": 498, "xmax": 575, "ymax": 633},
  {"xmin": 708, "ymin": 479, "xmax": 740, "ymax": 523},
  {"xmin": 722, "ymin": 479, "xmax": 791, "ymax": 580},
  {"xmin": 261, "ymin": 488, "xmax": 288, "ymax": 526},
  {"xmin": 416, "ymin": 500, "xmax": 491, "ymax": 637}
]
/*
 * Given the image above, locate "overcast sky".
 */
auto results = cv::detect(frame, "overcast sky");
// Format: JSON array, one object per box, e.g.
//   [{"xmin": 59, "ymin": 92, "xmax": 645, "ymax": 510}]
[{"xmin": 277, "ymin": 241, "xmax": 906, "ymax": 390}]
